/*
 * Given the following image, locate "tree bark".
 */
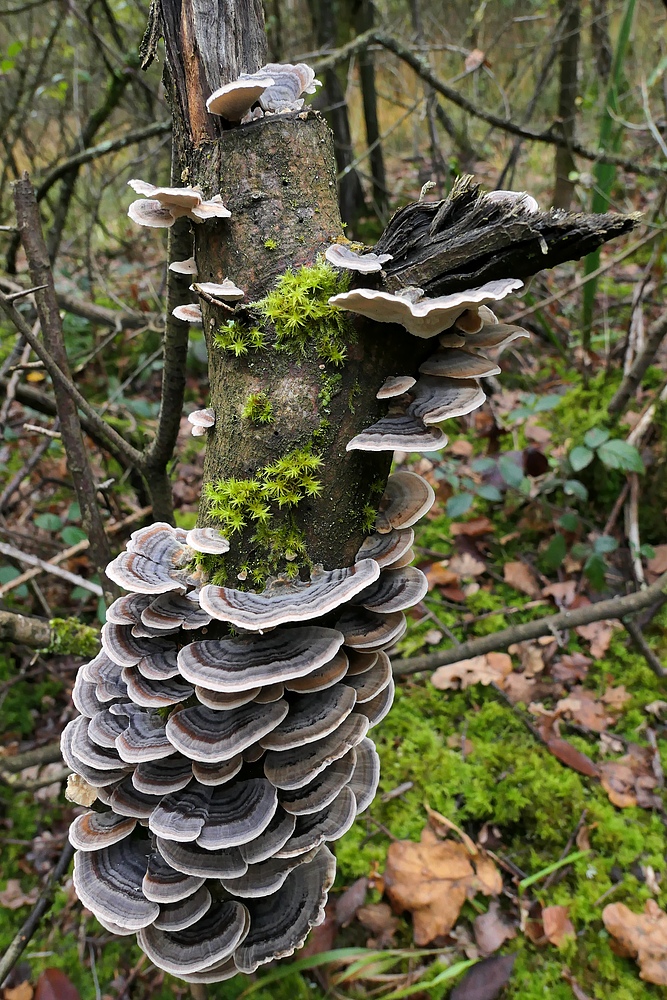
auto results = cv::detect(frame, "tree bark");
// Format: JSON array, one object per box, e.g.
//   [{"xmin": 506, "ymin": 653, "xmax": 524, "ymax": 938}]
[
  {"xmin": 553, "ymin": 0, "xmax": 581, "ymax": 210},
  {"xmin": 352, "ymin": 0, "xmax": 388, "ymax": 217}
]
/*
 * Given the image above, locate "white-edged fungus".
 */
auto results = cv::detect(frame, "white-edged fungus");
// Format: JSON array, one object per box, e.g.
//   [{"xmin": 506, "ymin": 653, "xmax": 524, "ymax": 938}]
[
  {"xmin": 407, "ymin": 376, "xmax": 486, "ymax": 425},
  {"xmin": 169, "ymin": 257, "xmax": 198, "ymax": 276},
  {"xmin": 376, "ymin": 374, "xmax": 417, "ymax": 399},
  {"xmin": 191, "ymin": 280, "xmax": 244, "ymax": 301},
  {"xmin": 128, "ymin": 200, "xmax": 176, "ymax": 229},
  {"xmin": 187, "ymin": 409, "xmax": 216, "ymax": 439},
  {"xmin": 206, "ymin": 77, "xmax": 276, "ymax": 121},
  {"xmin": 172, "ymin": 304, "xmax": 203, "ymax": 324},
  {"xmin": 375, "ymin": 471, "xmax": 435, "ymax": 533},
  {"xmin": 324, "ymin": 244, "xmax": 393, "ymax": 273},
  {"xmin": 418, "ymin": 347, "xmax": 501, "ymax": 379},
  {"xmin": 346, "ymin": 411, "xmax": 448, "ymax": 453},
  {"xmin": 329, "ymin": 278, "xmax": 523, "ymax": 338}
]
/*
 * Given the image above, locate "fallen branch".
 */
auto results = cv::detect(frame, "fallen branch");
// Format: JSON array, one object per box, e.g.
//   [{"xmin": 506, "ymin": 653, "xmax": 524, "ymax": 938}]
[
  {"xmin": 0, "ymin": 840, "xmax": 75, "ymax": 986},
  {"xmin": 316, "ymin": 31, "xmax": 667, "ymax": 177},
  {"xmin": 0, "ymin": 275, "xmax": 159, "ymax": 331},
  {"xmin": 0, "ymin": 610, "xmax": 99, "ymax": 654},
  {"xmin": 393, "ymin": 571, "xmax": 667, "ymax": 675},
  {"xmin": 0, "ymin": 541, "xmax": 103, "ymax": 596},
  {"xmin": 1, "ymin": 742, "xmax": 64, "ymax": 773}
]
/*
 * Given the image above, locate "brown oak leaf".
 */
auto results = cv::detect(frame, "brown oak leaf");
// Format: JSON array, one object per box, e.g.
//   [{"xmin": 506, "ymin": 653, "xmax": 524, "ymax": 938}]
[{"xmin": 603, "ymin": 900, "xmax": 667, "ymax": 985}]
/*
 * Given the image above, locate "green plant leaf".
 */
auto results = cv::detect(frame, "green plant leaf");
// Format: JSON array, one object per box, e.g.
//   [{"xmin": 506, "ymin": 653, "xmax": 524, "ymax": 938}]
[
  {"xmin": 558, "ymin": 512, "xmax": 581, "ymax": 532},
  {"xmin": 584, "ymin": 552, "xmax": 607, "ymax": 590},
  {"xmin": 380, "ymin": 959, "xmax": 478, "ymax": 999},
  {"xmin": 35, "ymin": 513, "xmax": 63, "ymax": 532},
  {"xmin": 564, "ymin": 479, "xmax": 588, "ymax": 501},
  {"xmin": 446, "ymin": 492, "xmax": 474, "ymax": 518},
  {"xmin": 498, "ymin": 455, "xmax": 524, "ymax": 489},
  {"xmin": 597, "ymin": 438, "xmax": 644, "ymax": 472},
  {"xmin": 60, "ymin": 526, "xmax": 87, "ymax": 546},
  {"xmin": 593, "ymin": 534, "xmax": 618, "ymax": 554},
  {"xmin": 544, "ymin": 533, "xmax": 567, "ymax": 570},
  {"xmin": 569, "ymin": 446, "xmax": 594, "ymax": 472},
  {"xmin": 476, "ymin": 484, "xmax": 502, "ymax": 502},
  {"xmin": 584, "ymin": 426, "xmax": 610, "ymax": 448}
]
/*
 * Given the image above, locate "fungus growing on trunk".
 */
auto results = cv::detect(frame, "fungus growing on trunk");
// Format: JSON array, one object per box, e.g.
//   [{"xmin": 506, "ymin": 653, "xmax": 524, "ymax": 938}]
[{"xmin": 60, "ymin": 8, "xmax": 638, "ymax": 975}]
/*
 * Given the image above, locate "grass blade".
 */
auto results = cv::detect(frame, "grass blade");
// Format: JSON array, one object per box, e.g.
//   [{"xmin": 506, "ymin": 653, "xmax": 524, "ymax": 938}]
[
  {"xmin": 518, "ymin": 848, "xmax": 590, "ymax": 891},
  {"xmin": 380, "ymin": 959, "xmax": 479, "ymax": 999}
]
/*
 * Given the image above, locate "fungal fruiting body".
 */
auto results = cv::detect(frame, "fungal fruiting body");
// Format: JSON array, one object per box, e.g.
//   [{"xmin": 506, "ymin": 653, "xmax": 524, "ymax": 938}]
[{"xmin": 66, "ymin": 179, "xmax": 533, "ymax": 981}]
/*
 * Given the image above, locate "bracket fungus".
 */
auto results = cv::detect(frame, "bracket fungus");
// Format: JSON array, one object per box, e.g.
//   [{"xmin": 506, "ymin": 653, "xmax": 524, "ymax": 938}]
[{"xmin": 63, "ymin": 174, "xmax": 631, "ymax": 982}]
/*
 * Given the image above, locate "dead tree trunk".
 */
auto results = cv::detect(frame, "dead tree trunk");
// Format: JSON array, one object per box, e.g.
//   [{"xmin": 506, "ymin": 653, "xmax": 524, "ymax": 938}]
[{"xmin": 553, "ymin": 0, "xmax": 581, "ymax": 210}]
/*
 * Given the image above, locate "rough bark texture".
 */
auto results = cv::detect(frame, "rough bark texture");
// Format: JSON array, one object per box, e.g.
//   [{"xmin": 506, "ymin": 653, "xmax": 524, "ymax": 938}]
[
  {"xmin": 187, "ymin": 113, "xmax": 422, "ymax": 577},
  {"xmin": 553, "ymin": 0, "xmax": 581, "ymax": 210}
]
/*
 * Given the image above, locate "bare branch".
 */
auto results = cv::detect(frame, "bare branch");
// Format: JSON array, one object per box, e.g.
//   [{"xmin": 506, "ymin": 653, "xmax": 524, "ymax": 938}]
[
  {"xmin": 316, "ymin": 31, "xmax": 667, "ymax": 177},
  {"xmin": 608, "ymin": 308, "xmax": 667, "ymax": 415},
  {"xmin": 0, "ymin": 541, "xmax": 103, "ymax": 596}
]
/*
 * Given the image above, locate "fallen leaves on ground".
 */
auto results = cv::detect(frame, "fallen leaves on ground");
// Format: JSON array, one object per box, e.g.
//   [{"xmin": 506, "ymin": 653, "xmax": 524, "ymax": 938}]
[
  {"xmin": 542, "ymin": 905, "xmax": 576, "ymax": 946},
  {"xmin": 574, "ymin": 620, "xmax": 620, "ymax": 659},
  {"xmin": 450, "ymin": 517, "xmax": 494, "ymax": 538},
  {"xmin": 449, "ymin": 551, "xmax": 486, "ymax": 578},
  {"xmin": 33, "ymin": 970, "xmax": 80, "ymax": 1000},
  {"xmin": 0, "ymin": 879, "xmax": 39, "ymax": 909},
  {"xmin": 335, "ymin": 876, "xmax": 367, "ymax": 927},
  {"xmin": 503, "ymin": 560, "xmax": 542, "ymax": 598},
  {"xmin": 598, "ymin": 745, "xmax": 660, "ymax": 809},
  {"xmin": 554, "ymin": 687, "xmax": 615, "ymax": 732},
  {"xmin": 3, "ymin": 984, "xmax": 33, "ymax": 1000},
  {"xmin": 647, "ymin": 544, "xmax": 667, "ymax": 578},
  {"xmin": 425, "ymin": 560, "xmax": 459, "ymax": 590},
  {"xmin": 544, "ymin": 738, "xmax": 599, "ymax": 778},
  {"xmin": 551, "ymin": 652, "xmax": 591, "ymax": 683},
  {"xmin": 450, "ymin": 953, "xmax": 516, "ymax": 1000},
  {"xmin": 383, "ymin": 826, "xmax": 502, "ymax": 945},
  {"xmin": 473, "ymin": 900, "xmax": 517, "ymax": 956},
  {"xmin": 603, "ymin": 899, "xmax": 667, "ymax": 985},
  {"xmin": 432, "ymin": 653, "xmax": 513, "ymax": 691},
  {"xmin": 356, "ymin": 903, "xmax": 399, "ymax": 948},
  {"xmin": 509, "ymin": 639, "xmax": 554, "ymax": 677}
]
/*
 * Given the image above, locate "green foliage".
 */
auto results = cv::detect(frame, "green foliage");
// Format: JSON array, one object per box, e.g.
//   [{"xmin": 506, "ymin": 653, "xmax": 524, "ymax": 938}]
[
  {"xmin": 255, "ymin": 262, "xmax": 352, "ymax": 365},
  {"xmin": 203, "ymin": 448, "xmax": 322, "ymax": 533},
  {"xmin": 214, "ymin": 320, "xmax": 266, "ymax": 356},
  {"xmin": 46, "ymin": 617, "xmax": 100, "ymax": 657},
  {"xmin": 241, "ymin": 391, "xmax": 274, "ymax": 425},
  {"xmin": 568, "ymin": 427, "xmax": 644, "ymax": 475}
]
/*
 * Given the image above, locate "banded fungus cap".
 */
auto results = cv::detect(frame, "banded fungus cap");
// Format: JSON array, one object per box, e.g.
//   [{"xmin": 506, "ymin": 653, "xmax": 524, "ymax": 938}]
[
  {"xmin": 185, "ymin": 526, "xmax": 229, "ymax": 554},
  {"xmin": 418, "ymin": 348, "xmax": 501, "ymax": 379},
  {"xmin": 127, "ymin": 199, "xmax": 175, "ymax": 229},
  {"xmin": 329, "ymin": 278, "xmax": 523, "ymax": 338},
  {"xmin": 324, "ymin": 244, "xmax": 393, "ymax": 273},
  {"xmin": 407, "ymin": 376, "xmax": 486, "ymax": 425},
  {"xmin": 68, "ymin": 810, "xmax": 136, "ymax": 851},
  {"xmin": 199, "ymin": 561, "xmax": 380, "ymax": 631},
  {"xmin": 376, "ymin": 375, "xmax": 416, "ymax": 399},
  {"xmin": 73, "ymin": 839, "xmax": 158, "ymax": 933},
  {"xmin": 206, "ymin": 77, "xmax": 275, "ymax": 120},
  {"xmin": 128, "ymin": 180, "xmax": 202, "ymax": 210},
  {"xmin": 137, "ymin": 900, "xmax": 250, "ymax": 975},
  {"xmin": 345, "ymin": 411, "xmax": 448, "ymax": 453},
  {"xmin": 355, "ymin": 528, "xmax": 415, "ymax": 567},
  {"xmin": 375, "ymin": 471, "xmax": 435, "ymax": 533}
]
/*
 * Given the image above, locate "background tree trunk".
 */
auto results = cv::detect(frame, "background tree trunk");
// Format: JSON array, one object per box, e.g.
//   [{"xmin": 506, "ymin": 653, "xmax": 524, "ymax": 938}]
[
  {"xmin": 552, "ymin": 0, "xmax": 581, "ymax": 210},
  {"xmin": 352, "ymin": 0, "xmax": 388, "ymax": 218}
]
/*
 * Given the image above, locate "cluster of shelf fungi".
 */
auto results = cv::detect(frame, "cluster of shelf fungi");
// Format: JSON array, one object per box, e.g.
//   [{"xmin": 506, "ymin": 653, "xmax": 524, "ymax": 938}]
[{"xmin": 59, "ymin": 57, "xmax": 634, "ymax": 984}]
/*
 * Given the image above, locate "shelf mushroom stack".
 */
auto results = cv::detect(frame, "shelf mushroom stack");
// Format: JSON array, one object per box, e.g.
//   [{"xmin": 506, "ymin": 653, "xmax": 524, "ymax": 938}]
[{"xmin": 62, "ymin": 264, "xmax": 528, "ymax": 978}]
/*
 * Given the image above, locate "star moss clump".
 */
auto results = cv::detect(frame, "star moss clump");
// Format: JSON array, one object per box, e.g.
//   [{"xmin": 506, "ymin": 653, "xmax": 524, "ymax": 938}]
[
  {"xmin": 202, "ymin": 447, "xmax": 323, "ymax": 535},
  {"xmin": 255, "ymin": 261, "xmax": 352, "ymax": 365}
]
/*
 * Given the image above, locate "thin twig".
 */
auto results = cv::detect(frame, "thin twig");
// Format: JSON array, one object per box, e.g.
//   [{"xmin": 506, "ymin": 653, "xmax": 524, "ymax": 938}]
[
  {"xmin": 0, "ymin": 840, "xmax": 75, "ymax": 985},
  {"xmin": 0, "ymin": 541, "xmax": 103, "ymax": 596},
  {"xmin": 624, "ymin": 618, "xmax": 666, "ymax": 678}
]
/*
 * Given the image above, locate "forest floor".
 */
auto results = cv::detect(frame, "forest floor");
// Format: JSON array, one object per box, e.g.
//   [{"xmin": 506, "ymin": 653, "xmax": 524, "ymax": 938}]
[{"xmin": 1, "ymin": 206, "xmax": 667, "ymax": 1000}]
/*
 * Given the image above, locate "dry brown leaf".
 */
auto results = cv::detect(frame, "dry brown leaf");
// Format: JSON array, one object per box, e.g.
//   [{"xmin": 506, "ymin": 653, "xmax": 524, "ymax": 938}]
[
  {"xmin": 509, "ymin": 640, "xmax": 546, "ymax": 677},
  {"xmin": 502, "ymin": 672, "xmax": 536, "ymax": 705},
  {"xmin": 447, "ymin": 733, "xmax": 475, "ymax": 756},
  {"xmin": 450, "ymin": 439, "xmax": 474, "ymax": 457},
  {"xmin": 603, "ymin": 900, "xmax": 667, "ymax": 985},
  {"xmin": 383, "ymin": 827, "xmax": 501, "ymax": 945},
  {"xmin": 425, "ymin": 560, "xmax": 459, "ymax": 590},
  {"xmin": 450, "ymin": 954, "xmax": 516, "ymax": 1000},
  {"xmin": 356, "ymin": 902, "xmax": 399, "ymax": 948},
  {"xmin": 4, "ymin": 985, "xmax": 33, "ymax": 1000},
  {"xmin": 601, "ymin": 684, "xmax": 631, "ymax": 709},
  {"xmin": 647, "ymin": 544, "xmax": 667, "ymax": 576},
  {"xmin": 551, "ymin": 652, "xmax": 591, "ymax": 684},
  {"xmin": 545, "ymin": 738, "xmax": 599, "ymax": 778},
  {"xmin": 300, "ymin": 902, "xmax": 337, "ymax": 958},
  {"xmin": 555, "ymin": 686, "xmax": 614, "ymax": 732},
  {"xmin": 542, "ymin": 905, "xmax": 575, "ymax": 946},
  {"xmin": 0, "ymin": 879, "xmax": 39, "ymax": 910},
  {"xmin": 449, "ymin": 551, "xmax": 486, "ymax": 578},
  {"xmin": 542, "ymin": 580, "xmax": 576, "ymax": 607},
  {"xmin": 503, "ymin": 561, "xmax": 541, "ymax": 598},
  {"xmin": 599, "ymin": 746, "xmax": 660, "ymax": 810},
  {"xmin": 425, "ymin": 804, "xmax": 478, "ymax": 856},
  {"xmin": 335, "ymin": 877, "xmax": 367, "ymax": 928},
  {"xmin": 450, "ymin": 517, "xmax": 494, "ymax": 537},
  {"xmin": 574, "ymin": 620, "xmax": 619, "ymax": 659},
  {"xmin": 431, "ymin": 653, "xmax": 512, "ymax": 691},
  {"xmin": 645, "ymin": 700, "xmax": 667, "ymax": 717},
  {"xmin": 33, "ymin": 969, "xmax": 80, "ymax": 1000},
  {"xmin": 524, "ymin": 422, "xmax": 552, "ymax": 444},
  {"xmin": 473, "ymin": 900, "xmax": 517, "ymax": 956}
]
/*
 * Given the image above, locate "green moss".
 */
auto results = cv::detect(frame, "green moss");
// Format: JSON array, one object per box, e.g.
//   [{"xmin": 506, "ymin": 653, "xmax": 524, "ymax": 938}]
[
  {"xmin": 241, "ymin": 391, "xmax": 274, "ymax": 425},
  {"xmin": 255, "ymin": 261, "xmax": 352, "ymax": 365},
  {"xmin": 264, "ymin": 238, "xmax": 278, "ymax": 250},
  {"xmin": 318, "ymin": 371, "xmax": 342, "ymax": 409},
  {"xmin": 46, "ymin": 617, "xmax": 100, "ymax": 657},
  {"xmin": 214, "ymin": 320, "xmax": 265, "ymax": 356}
]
